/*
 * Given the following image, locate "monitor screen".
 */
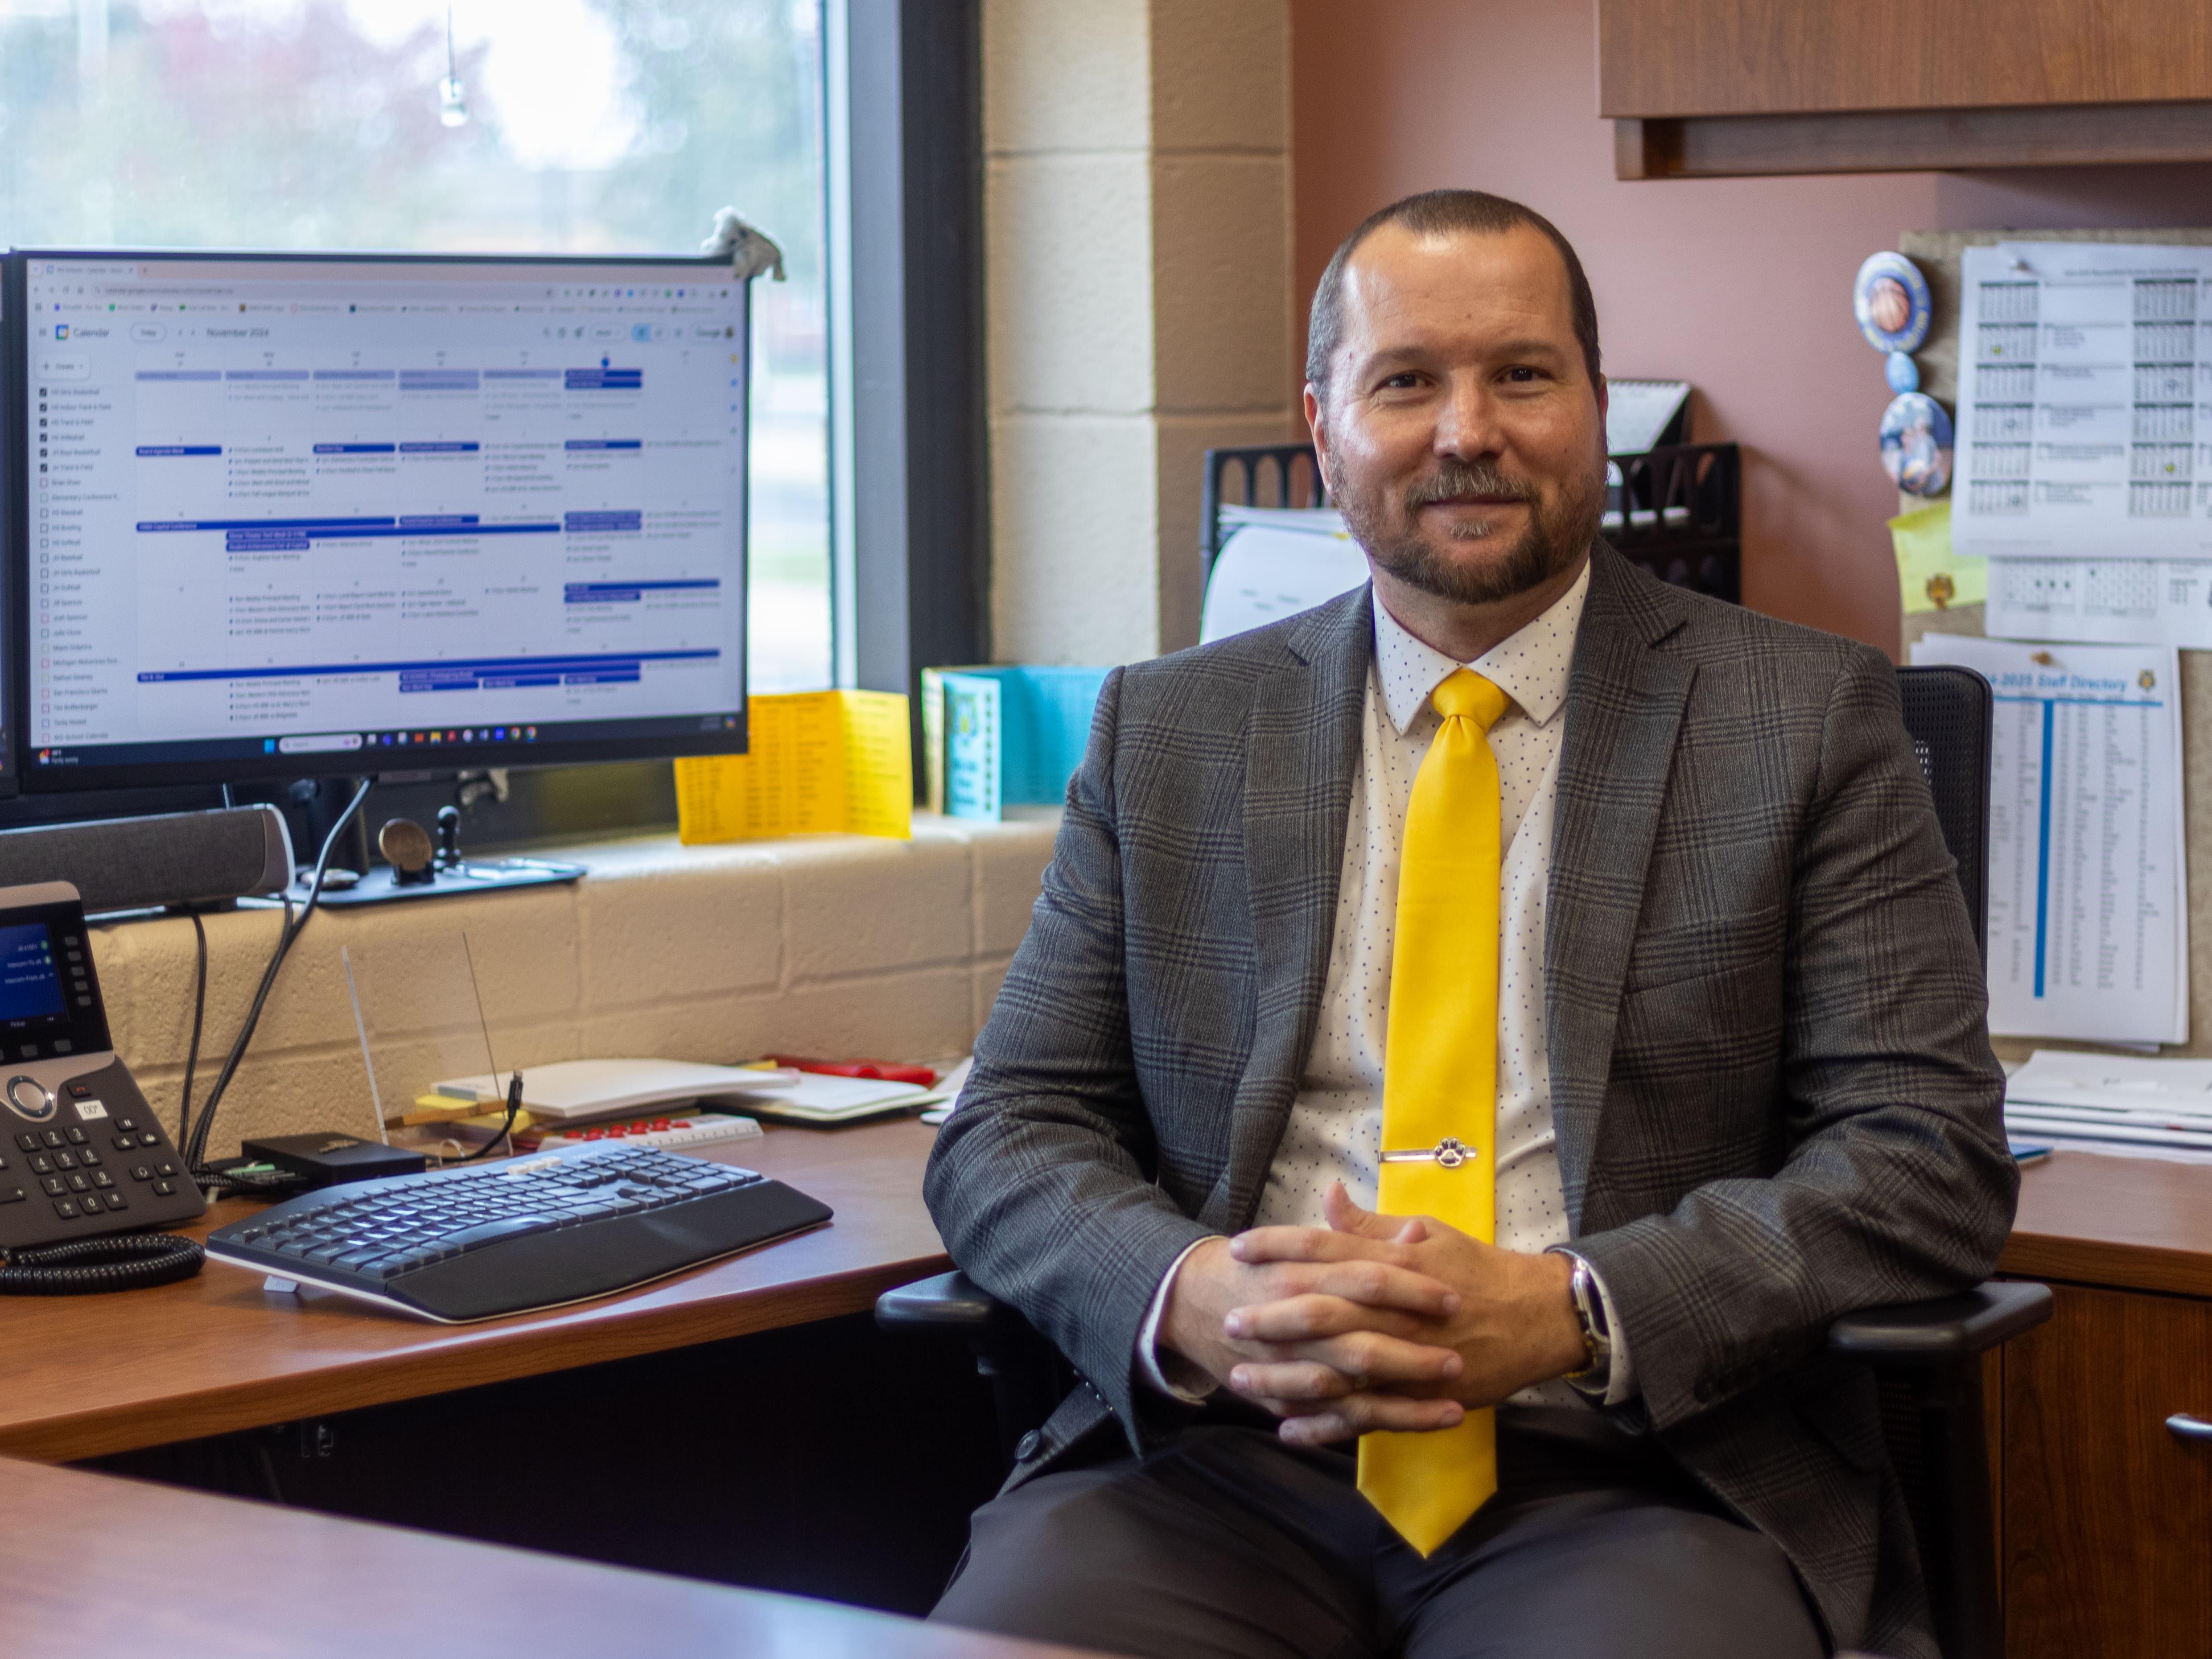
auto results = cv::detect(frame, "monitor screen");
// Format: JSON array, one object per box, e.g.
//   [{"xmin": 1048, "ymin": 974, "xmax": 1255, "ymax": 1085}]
[{"xmin": 11, "ymin": 251, "xmax": 749, "ymax": 790}]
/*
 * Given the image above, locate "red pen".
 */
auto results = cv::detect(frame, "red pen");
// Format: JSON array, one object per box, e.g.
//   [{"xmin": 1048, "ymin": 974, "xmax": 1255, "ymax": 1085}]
[{"xmin": 768, "ymin": 1054, "xmax": 938, "ymax": 1087}]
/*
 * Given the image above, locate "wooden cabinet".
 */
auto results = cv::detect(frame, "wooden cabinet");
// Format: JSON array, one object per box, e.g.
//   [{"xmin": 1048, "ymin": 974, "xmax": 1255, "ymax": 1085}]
[
  {"xmin": 1999, "ymin": 1155, "xmax": 2212, "ymax": 1654},
  {"xmin": 2001, "ymin": 1285, "xmax": 2212, "ymax": 1655},
  {"xmin": 1598, "ymin": 0, "xmax": 2212, "ymax": 178}
]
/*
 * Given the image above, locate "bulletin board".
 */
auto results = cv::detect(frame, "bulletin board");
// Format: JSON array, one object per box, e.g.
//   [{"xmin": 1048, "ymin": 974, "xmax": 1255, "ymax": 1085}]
[{"xmin": 1898, "ymin": 227, "xmax": 2212, "ymax": 1060}]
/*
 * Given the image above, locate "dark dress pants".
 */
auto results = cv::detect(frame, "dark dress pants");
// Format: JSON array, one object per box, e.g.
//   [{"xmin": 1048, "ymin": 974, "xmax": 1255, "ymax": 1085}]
[{"xmin": 931, "ymin": 1404, "xmax": 1825, "ymax": 1659}]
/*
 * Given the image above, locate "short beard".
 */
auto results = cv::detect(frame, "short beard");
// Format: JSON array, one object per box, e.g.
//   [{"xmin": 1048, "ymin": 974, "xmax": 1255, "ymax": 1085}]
[{"xmin": 1339, "ymin": 454, "xmax": 1602, "ymax": 607}]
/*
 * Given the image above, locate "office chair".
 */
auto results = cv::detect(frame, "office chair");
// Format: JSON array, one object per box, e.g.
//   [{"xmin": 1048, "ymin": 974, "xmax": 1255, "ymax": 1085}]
[{"xmin": 883, "ymin": 661, "xmax": 2048, "ymax": 1659}]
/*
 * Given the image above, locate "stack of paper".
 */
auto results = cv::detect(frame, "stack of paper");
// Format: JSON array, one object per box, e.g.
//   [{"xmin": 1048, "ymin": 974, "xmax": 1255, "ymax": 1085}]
[
  {"xmin": 710, "ymin": 1070, "xmax": 943, "ymax": 1125},
  {"xmin": 2004, "ymin": 1050, "xmax": 2212, "ymax": 1152},
  {"xmin": 674, "ymin": 690, "xmax": 912, "ymax": 844},
  {"xmin": 1604, "ymin": 379, "xmax": 1691, "ymax": 454},
  {"xmin": 1199, "ymin": 511, "xmax": 1368, "ymax": 645}
]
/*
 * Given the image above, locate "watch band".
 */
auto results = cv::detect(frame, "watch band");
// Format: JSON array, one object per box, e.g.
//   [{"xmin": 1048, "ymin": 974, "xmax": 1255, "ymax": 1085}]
[{"xmin": 1557, "ymin": 1250, "xmax": 1613, "ymax": 1399}]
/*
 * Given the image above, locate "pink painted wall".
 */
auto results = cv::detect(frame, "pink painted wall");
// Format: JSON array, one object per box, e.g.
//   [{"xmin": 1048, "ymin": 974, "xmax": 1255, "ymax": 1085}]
[{"xmin": 1289, "ymin": 0, "xmax": 2212, "ymax": 657}]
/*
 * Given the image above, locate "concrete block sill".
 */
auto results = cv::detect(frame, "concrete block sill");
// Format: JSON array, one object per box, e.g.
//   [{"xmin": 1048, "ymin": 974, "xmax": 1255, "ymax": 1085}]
[{"xmin": 88, "ymin": 811, "xmax": 1061, "ymax": 1157}]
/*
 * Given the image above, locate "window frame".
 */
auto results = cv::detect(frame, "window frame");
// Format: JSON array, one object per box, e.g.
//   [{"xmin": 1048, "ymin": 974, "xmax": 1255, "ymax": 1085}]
[
  {"xmin": 830, "ymin": 0, "xmax": 989, "ymax": 749},
  {"xmin": 0, "ymin": 0, "xmax": 989, "ymax": 847}
]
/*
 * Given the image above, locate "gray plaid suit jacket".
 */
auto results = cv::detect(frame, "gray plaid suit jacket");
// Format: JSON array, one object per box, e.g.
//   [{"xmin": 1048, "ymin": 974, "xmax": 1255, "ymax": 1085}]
[{"xmin": 924, "ymin": 543, "xmax": 2015, "ymax": 1657}]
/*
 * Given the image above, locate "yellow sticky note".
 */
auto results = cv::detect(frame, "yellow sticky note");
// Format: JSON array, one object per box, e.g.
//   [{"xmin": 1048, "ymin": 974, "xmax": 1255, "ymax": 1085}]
[
  {"xmin": 1890, "ymin": 501, "xmax": 1985, "ymax": 615},
  {"xmin": 674, "ymin": 691, "xmax": 913, "ymax": 844}
]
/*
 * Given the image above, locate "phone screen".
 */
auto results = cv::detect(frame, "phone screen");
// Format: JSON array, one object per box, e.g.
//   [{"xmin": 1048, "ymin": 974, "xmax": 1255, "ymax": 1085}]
[{"xmin": 0, "ymin": 923, "xmax": 64, "ymax": 1022}]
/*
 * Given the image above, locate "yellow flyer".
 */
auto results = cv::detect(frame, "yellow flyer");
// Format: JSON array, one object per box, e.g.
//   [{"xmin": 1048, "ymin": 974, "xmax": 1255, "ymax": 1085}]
[{"xmin": 674, "ymin": 691, "xmax": 911, "ymax": 844}]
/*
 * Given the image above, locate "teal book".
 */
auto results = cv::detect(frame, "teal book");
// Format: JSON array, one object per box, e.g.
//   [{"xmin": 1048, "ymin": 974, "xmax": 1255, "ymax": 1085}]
[{"xmin": 927, "ymin": 665, "xmax": 1111, "ymax": 821}]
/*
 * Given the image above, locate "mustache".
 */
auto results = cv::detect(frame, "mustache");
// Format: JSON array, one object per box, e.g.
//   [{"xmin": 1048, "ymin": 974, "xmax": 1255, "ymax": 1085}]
[{"xmin": 1402, "ymin": 459, "xmax": 1535, "ymax": 512}]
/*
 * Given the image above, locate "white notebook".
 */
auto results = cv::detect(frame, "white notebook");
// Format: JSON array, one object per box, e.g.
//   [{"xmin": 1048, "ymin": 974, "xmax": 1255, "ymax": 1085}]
[
  {"xmin": 431, "ymin": 1058, "xmax": 800, "ymax": 1124},
  {"xmin": 717, "ymin": 1071, "xmax": 938, "ymax": 1125}
]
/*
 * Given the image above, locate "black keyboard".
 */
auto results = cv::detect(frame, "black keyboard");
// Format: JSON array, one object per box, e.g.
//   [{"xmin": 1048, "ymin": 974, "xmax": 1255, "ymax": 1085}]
[{"xmin": 204, "ymin": 1144, "xmax": 833, "ymax": 1323}]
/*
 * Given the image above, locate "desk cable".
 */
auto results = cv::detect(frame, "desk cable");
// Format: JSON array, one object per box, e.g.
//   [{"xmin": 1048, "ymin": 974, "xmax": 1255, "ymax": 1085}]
[
  {"xmin": 1, "ymin": 786, "xmax": 371, "ymax": 1289},
  {"xmin": 175, "ymin": 908, "xmax": 208, "ymax": 1155},
  {"xmin": 0, "ymin": 1233, "xmax": 204, "ymax": 1295},
  {"xmin": 186, "ymin": 778, "xmax": 374, "ymax": 1195}
]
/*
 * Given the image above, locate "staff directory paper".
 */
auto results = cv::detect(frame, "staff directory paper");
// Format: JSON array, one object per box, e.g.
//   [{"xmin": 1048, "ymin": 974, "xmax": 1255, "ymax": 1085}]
[
  {"xmin": 1953, "ymin": 241, "xmax": 2212, "ymax": 561},
  {"xmin": 1910, "ymin": 636, "xmax": 2187, "ymax": 1045}
]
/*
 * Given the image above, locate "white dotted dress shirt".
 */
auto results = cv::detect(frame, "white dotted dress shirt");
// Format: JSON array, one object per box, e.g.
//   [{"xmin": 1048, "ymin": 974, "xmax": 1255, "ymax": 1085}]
[{"xmin": 1139, "ymin": 562, "xmax": 1633, "ymax": 1408}]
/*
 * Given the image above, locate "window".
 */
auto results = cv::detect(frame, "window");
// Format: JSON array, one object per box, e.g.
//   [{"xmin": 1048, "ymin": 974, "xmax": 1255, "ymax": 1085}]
[{"xmin": 0, "ymin": 0, "xmax": 832, "ymax": 693}]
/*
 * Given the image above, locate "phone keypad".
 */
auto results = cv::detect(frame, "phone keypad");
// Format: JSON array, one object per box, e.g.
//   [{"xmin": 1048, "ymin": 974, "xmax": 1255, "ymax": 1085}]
[{"xmin": 4, "ymin": 1067, "xmax": 194, "ymax": 1244}]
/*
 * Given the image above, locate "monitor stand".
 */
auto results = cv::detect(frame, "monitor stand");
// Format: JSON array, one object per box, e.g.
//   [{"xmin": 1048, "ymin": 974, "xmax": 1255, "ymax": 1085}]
[
  {"xmin": 302, "ymin": 856, "xmax": 584, "ymax": 908},
  {"xmin": 276, "ymin": 781, "xmax": 584, "ymax": 909}
]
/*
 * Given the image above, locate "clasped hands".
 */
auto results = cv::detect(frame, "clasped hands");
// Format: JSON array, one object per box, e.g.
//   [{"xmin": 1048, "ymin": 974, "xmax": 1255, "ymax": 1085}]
[{"xmin": 1158, "ymin": 1181, "xmax": 1589, "ymax": 1446}]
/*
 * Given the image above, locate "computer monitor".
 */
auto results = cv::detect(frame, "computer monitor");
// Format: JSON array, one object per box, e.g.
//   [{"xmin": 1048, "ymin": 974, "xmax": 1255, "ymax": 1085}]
[{"xmin": 7, "ymin": 250, "xmax": 750, "ymax": 792}]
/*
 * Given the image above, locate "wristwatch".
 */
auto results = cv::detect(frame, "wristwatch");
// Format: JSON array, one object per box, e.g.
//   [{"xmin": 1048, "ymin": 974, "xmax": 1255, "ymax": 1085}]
[{"xmin": 1557, "ymin": 1250, "xmax": 1613, "ymax": 1399}]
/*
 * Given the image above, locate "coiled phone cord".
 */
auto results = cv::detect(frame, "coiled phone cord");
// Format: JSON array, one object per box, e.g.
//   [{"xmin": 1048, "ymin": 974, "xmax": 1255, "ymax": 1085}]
[{"xmin": 0, "ymin": 1232, "xmax": 204, "ymax": 1294}]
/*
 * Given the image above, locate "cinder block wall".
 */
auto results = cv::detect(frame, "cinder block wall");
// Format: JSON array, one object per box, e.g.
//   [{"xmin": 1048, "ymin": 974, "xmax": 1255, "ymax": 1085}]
[
  {"xmin": 90, "ymin": 817, "xmax": 1057, "ymax": 1158},
  {"xmin": 984, "ymin": 0, "xmax": 1301, "ymax": 667}
]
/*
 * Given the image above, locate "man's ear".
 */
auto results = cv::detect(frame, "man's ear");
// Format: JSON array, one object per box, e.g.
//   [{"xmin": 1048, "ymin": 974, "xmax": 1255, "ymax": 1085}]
[{"xmin": 1304, "ymin": 382, "xmax": 1332, "ymax": 497}]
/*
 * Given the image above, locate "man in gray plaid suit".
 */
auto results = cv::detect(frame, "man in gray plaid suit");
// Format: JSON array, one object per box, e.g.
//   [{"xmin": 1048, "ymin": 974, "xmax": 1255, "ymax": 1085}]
[{"xmin": 925, "ymin": 190, "xmax": 2015, "ymax": 1659}]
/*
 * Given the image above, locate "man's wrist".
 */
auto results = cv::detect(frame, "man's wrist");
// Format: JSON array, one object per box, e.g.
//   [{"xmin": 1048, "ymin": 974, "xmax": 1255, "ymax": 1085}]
[
  {"xmin": 1514, "ymin": 1247, "xmax": 1590, "ymax": 1384},
  {"xmin": 1554, "ymin": 1250, "xmax": 1613, "ymax": 1396},
  {"xmin": 1154, "ymin": 1235, "xmax": 1234, "ymax": 1394}
]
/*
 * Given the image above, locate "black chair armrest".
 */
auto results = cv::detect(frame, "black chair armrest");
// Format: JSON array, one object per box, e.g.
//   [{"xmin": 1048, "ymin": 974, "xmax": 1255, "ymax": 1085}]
[
  {"xmin": 875, "ymin": 1270, "xmax": 1021, "ymax": 1335},
  {"xmin": 876, "ymin": 1272, "xmax": 1063, "ymax": 1465},
  {"xmin": 1826, "ymin": 1280, "xmax": 2051, "ymax": 1364},
  {"xmin": 886, "ymin": 1274, "xmax": 2056, "ymax": 1363}
]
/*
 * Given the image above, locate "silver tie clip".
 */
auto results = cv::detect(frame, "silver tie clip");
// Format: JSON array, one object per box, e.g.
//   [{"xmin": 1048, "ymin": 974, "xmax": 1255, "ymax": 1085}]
[{"xmin": 1380, "ymin": 1136, "xmax": 1478, "ymax": 1169}]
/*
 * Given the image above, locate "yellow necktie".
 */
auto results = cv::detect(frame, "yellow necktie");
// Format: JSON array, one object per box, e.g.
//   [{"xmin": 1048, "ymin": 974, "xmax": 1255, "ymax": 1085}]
[{"xmin": 1357, "ymin": 666, "xmax": 1508, "ymax": 1556}]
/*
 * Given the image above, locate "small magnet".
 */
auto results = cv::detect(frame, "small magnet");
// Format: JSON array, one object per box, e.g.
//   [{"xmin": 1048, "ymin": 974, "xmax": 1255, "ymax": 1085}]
[
  {"xmin": 1854, "ymin": 252, "xmax": 1933, "ymax": 355},
  {"xmin": 1880, "ymin": 391, "xmax": 1953, "ymax": 497},
  {"xmin": 1884, "ymin": 351, "xmax": 1920, "ymax": 394}
]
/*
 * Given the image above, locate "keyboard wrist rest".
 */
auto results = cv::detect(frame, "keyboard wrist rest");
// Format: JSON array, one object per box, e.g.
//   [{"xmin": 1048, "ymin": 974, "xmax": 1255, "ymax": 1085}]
[{"xmin": 206, "ymin": 1177, "xmax": 834, "ymax": 1323}]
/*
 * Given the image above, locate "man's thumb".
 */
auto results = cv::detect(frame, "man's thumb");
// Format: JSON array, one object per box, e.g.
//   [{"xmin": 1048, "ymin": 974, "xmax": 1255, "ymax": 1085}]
[
  {"xmin": 1325, "ymin": 1180, "xmax": 1432, "ymax": 1243},
  {"xmin": 1324, "ymin": 1179, "xmax": 1401, "ymax": 1236}
]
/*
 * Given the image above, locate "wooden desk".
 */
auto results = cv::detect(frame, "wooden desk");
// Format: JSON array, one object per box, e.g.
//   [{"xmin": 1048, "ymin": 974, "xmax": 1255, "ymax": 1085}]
[
  {"xmin": 0, "ymin": 1118, "xmax": 951, "ymax": 1463},
  {"xmin": 2002, "ymin": 1144, "xmax": 2212, "ymax": 1298},
  {"xmin": 9, "ymin": 1456, "xmax": 1095, "ymax": 1659},
  {"xmin": 1995, "ymin": 1149, "xmax": 2212, "ymax": 1657}
]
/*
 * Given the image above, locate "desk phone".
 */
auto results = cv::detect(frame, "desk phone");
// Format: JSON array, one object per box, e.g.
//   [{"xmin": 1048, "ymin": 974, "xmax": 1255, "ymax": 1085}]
[{"xmin": 0, "ymin": 881, "xmax": 205, "ymax": 1250}]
